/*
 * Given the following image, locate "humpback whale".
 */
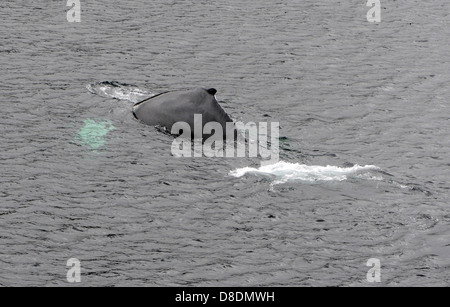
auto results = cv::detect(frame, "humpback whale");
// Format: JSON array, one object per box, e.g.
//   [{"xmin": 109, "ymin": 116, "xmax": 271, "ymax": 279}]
[{"xmin": 133, "ymin": 88, "xmax": 236, "ymax": 140}]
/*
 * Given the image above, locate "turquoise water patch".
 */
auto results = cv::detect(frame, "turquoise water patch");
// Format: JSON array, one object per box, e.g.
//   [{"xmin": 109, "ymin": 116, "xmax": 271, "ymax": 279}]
[{"xmin": 77, "ymin": 119, "xmax": 115, "ymax": 150}]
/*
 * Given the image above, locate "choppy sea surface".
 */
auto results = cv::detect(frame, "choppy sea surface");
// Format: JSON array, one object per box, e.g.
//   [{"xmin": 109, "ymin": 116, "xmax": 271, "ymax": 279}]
[{"xmin": 0, "ymin": 1, "xmax": 449, "ymax": 286}]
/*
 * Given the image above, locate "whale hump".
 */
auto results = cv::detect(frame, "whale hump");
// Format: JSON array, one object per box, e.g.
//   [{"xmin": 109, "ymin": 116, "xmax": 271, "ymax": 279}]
[
  {"xmin": 133, "ymin": 87, "xmax": 236, "ymax": 139},
  {"xmin": 207, "ymin": 88, "xmax": 217, "ymax": 96}
]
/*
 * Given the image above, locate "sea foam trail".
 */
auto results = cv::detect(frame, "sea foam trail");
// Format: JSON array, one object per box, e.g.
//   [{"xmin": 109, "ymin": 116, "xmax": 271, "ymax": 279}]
[
  {"xmin": 87, "ymin": 81, "xmax": 153, "ymax": 104},
  {"xmin": 229, "ymin": 161, "xmax": 382, "ymax": 185}
]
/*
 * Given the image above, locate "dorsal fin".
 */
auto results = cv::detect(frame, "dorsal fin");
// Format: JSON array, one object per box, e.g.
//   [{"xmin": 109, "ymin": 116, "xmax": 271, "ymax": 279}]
[{"xmin": 207, "ymin": 88, "xmax": 217, "ymax": 96}]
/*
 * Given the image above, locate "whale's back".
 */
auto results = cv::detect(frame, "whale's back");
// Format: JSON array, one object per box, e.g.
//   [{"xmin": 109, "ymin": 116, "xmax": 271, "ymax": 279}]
[{"xmin": 133, "ymin": 88, "xmax": 235, "ymax": 139}]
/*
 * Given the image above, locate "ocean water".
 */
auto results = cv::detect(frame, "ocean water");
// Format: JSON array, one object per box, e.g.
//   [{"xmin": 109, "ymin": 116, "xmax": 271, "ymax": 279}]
[{"xmin": 0, "ymin": 0, "xmax": 449, "ymax": 287}]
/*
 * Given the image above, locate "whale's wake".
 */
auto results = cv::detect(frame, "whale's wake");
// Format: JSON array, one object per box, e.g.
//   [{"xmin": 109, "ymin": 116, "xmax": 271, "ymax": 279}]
[
  {"xmin": 230, "ymin": 161, "xmax": 382, "ymax": 185},
  {"xmin": 87, "ymin": 81, "xmax": 153, "ymax": 103}
]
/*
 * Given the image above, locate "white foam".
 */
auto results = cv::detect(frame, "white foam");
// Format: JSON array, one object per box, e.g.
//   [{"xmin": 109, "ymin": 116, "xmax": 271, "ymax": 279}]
[
  {"xmin": 229, "ymin": 161, "xmax": 381, "ymax": 185},
  {"xmin": 87, "ymin": 81, "xmax": 152, "ymax": 103}
]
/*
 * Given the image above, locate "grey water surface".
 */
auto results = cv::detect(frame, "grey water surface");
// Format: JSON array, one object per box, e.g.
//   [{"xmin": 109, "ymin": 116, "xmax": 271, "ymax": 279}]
[{"xmin": 0, "ymin": 0, "xmax": 449, "ymax": 286}]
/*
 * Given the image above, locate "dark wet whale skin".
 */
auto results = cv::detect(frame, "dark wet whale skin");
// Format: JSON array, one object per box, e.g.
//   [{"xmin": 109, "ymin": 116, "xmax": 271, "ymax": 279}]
[{"xmin": 133, "ymin": 88, "xmax": 236, "ymax": 139}]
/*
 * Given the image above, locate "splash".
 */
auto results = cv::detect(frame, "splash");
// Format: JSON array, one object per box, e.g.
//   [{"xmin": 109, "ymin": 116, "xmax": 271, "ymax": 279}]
[
  {"xmin": 77, "ymin": 119, "xmax": 116, "ymax": 150},
  {"xmin": 86, "ymin": 81, "xmax": 153, "ymax": 103},
  {"xmin": 229, "ymin": 161, "xmax": 381, "ymax": 185}
]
